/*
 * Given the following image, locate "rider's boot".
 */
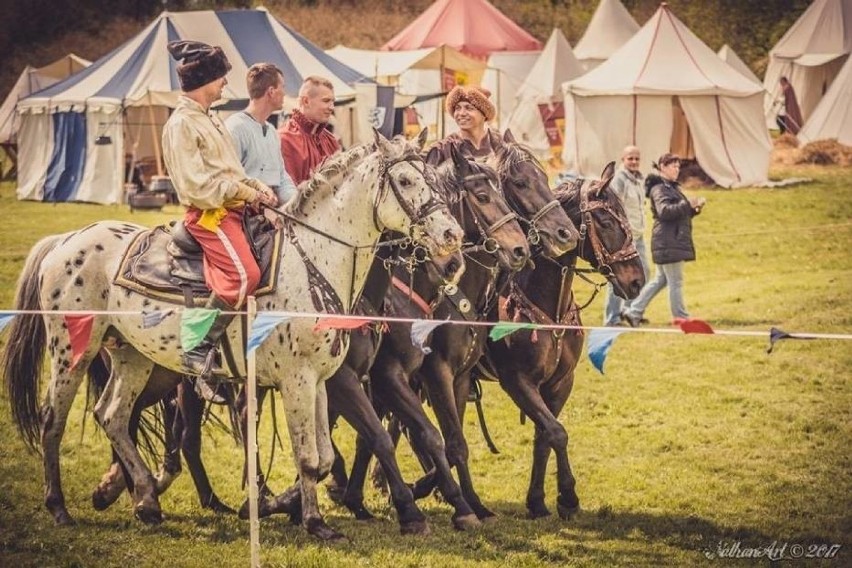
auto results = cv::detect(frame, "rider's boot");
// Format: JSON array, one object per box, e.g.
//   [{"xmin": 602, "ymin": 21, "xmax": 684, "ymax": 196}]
[{"xmin": 182, "ymin": 295, "xmax": 236, "ymax": 402}]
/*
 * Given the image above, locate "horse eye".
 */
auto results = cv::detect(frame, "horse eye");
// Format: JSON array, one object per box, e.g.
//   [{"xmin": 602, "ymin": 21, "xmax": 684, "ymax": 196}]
[
  {"xmin": 475, "ymin": 192, "xmax": 490, "ymax": 204},
  {"xmin": 400, "ymin": 177, "xmax": 412, "ymax": 187}
]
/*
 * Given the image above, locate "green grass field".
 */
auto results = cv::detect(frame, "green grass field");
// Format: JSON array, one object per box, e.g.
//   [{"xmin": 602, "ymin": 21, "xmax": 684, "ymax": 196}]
[{"xmin": 0, "ymin": 164, "xmax": 850, "ymax": 567}]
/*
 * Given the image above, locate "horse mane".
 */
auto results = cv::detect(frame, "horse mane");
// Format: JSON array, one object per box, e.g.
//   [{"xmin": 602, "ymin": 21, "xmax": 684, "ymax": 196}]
[
  {"xmin": 433, "ymin": 158, "xmax": 498, "ymax": 206},
  {"xmin": 285, "ymin": 143, "xmax": 373, "ymax": 215},
  {"xmin": 554, "ymin": 175, "xmax": 619, "ymax": 215},
  {"xmin": 488, "ymin": 138, "xmax": 545, "ymax": 184}
]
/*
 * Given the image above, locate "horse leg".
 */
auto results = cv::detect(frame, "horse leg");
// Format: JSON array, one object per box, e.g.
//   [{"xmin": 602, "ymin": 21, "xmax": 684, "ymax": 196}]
[
  {"xmin": 278, "ymin": 373, "xmax": 344, "ymax": 541},
  {"xmin": 94, "ymin": 347, "xmax": 161, "ymax": 524},
  {"xmin": 327, "ymin": 369, "xmax": 429, "ymax": 535},
  {"xmin": 542, "ymin": 380, "xmax": 580, "ymax": 519},
  {"xmin": 325, "ymin": 417, "xmax": 348, "ymax": 504},
  {"xmin": 175, "ymin": 378, "xmax": 235, "ymax": 514},
  {"xmin": 420, "ymin": 362, "xmax": 495, "ymax": 522},
  {"xmin": 41, "ymin": 325, "xmax": 95, "ymax": 525},
  {"xmin": 499, "ymin": 373, "xmax": 578, "ymax": 519},
  {"xmin": 154, "ymin": 384, "xmax": 183, "ymax": 495},
  {"xmin": 374, "ymin": 365, "xmax": 480, "ymax": 531}
]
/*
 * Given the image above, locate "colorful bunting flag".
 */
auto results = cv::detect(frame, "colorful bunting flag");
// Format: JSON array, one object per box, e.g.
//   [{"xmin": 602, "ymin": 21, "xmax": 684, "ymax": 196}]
[
  {"xmin": 489, "ymin": 322, "xmax": 537, "ymax": 341},
  {"xmin": 587, "ymin": 328, "xmax": 628, "ymax": 374},
  {"xmin": 248, "ymin": 313, "xmax": 290, "ymax": 353},
  {"xmin": 64, "ymin": 314, "xmax": 94, "ymax": 370},
  {"xmin": 679, "ymin": 318, "xmax": 715, "ymax": 334},
  {"xmin": 410, "ymin": 320, "xmax": 449, "ymax": 354},
  {"xmin": 313, "ymin": 317, "xmax": 372, "ymax": 332},
  {"xmin": 0, "ymin": 313, "xmax": 14, "ymax": 333},
  {"xmin": 181, "ymin": 308, "xmax": 219, "ymax": 352},
  {"xmin": 142, "ymin": 309, "xmax": 174, "ymax": 329}
]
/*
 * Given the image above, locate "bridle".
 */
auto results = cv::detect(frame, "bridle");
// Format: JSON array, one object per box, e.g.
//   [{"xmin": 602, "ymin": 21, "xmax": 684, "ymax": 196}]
[
  {"xmin": 494, "ymin": 148, "xmax": 560, "ymax": 246},
  {"xmin": 453, "ymin": 170, "xmax": 518, "ymax": 256},
  {"xmin": 373, "ymin": 153, "xmax": 448, "ymax": 237},
  {"xmin": 577, "ymin": 181, "xmax": 638, "ymax": 291}
]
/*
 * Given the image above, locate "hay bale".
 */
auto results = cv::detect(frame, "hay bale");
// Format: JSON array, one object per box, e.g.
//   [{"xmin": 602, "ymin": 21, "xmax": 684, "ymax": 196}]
[
  {"xmin": 774, "ymin": 133, "xmax": 800, "ymax": 149},
  {"xmin": 795, "ymin": 139, "xmax": 852, "ymax": 167}
]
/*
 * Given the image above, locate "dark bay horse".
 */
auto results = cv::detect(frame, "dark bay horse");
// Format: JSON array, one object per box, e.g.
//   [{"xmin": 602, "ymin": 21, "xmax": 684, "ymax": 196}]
[
  {"xmin": 484, "ymin": 162, "xmax": 646, "ymax": 519},
  {"xmin": 350, "ymin": 131, "xmax": 583, "ymax": 522}
]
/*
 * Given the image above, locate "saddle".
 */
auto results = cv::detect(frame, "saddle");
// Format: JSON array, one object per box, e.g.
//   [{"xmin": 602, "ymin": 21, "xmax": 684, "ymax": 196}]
[{"xmin": 114, "ymin": 214, "xmax": 282, "ymax": 306}]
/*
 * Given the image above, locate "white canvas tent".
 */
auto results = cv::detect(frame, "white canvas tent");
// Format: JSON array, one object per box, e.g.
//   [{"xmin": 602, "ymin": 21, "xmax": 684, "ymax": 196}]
[
  {"xmin": 505, "ymin": 29, "xmax": 583, "ymax": 159},
  {"xmin": 15, "ymin": 8, "xmax": 368, "ymax": 204},
  {"xmin": 562, "ymin": 3, "xmax": 771, "ymax": 188},
  {"xmin": 798, "ymin": 53, "xmax": 852, "ymax": 145},
  {"xmin": 0, "ymin": 54, "xmax": 91, "ymax": 145},
  {"xmin": 573, "ymin": 0, "xmax": 639, "ymax": 71},
  {"xmin": 717, "ymin": 44, "xmax": 761, "ymax": 84},
  {"xmin": 763, "ymin": 0, "xmax": 852, "ymax": 128},
  {"xmin": 481, "ymin": 51, "xmax": 540, "ymax": 130}
]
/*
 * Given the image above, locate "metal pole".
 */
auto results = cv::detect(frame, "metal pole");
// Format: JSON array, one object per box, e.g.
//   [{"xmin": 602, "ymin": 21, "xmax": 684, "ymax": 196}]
[{"xmin": 246, "ymin": 295, "xmax": 260, "ymax": 568}]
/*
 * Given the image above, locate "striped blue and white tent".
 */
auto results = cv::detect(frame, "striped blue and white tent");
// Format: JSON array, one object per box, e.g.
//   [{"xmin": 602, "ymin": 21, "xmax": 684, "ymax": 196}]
[{"xmin": 16, "ymin": 8, "xmax": 369, "ymax": 204}]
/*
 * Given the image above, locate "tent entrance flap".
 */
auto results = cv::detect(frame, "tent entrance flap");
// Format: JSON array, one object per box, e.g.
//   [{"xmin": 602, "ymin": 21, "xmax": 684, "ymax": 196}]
[{"xmin": 670, "ymin": 96, "xmax": 695, "ymax": 160}]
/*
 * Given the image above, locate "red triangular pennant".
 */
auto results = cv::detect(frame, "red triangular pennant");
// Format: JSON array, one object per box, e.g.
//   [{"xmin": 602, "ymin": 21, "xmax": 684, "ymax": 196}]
[
  {"xmin": 679, "ymin": 318, "xmax": 714, "ymax": 334},
  {"xmin": 313, "ymin": 317, "xmax": 372, "ymax": 332},
  {"xmin": 64, "ymin": 315, "xmax": 94, "ymax": 370}
]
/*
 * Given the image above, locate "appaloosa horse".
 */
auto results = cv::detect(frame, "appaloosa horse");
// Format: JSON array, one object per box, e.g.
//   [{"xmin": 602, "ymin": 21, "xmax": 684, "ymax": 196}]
[
  {"xmin": 484, "ymin": 163, "xmax": 646, "ymax": 519},
  {"xmin": 3, "ymin": 130, "xmax": 463, "ymax": 540}
]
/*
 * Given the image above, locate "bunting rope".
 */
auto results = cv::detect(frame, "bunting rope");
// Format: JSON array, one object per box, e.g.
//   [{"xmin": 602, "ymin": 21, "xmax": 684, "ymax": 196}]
[{"xmin": 0, "ymin": 308, "xmax": 849, "ymax": 340}]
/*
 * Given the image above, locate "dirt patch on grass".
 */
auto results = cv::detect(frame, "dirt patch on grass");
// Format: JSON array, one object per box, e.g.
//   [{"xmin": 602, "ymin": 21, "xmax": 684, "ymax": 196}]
[{"xmin": 795, "ymin": 139, "xmax": 852, "ymax": 167}]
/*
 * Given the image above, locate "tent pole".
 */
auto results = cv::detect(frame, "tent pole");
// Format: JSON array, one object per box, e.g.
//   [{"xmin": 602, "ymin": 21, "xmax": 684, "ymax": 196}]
[{"xmin": 147, "ymin": 92, "xmax": 164, "ymax": 177}]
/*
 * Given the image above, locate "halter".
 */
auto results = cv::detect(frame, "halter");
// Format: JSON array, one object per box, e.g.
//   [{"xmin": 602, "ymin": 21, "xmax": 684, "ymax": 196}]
[{"xmin": 373, "ymin": 154, "xmax": 448, "ymax": 238}]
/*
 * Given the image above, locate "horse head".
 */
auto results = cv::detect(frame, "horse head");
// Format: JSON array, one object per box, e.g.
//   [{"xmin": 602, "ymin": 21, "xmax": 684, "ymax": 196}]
[
  {"xmin": 487, "ymin": 129, "xmax": 579, "ymax": 258},
  {"xmin": 371, "ymin": 128, "xmax": 463, "ymax": 259},
  {"xmin": 437, "ymin": 144, "xmax": 529, "ymax": 272},
  {"xmin": 554, "ymin": 162, "xmax": 645, "ymax": 299}
]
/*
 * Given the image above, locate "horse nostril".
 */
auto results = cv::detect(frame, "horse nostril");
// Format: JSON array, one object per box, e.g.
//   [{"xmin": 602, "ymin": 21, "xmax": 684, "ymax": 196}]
[
  {"xmin": 513, "ymin": 246, "xmax": 528, "ymax": 260},
  {"xmin": 557, "ymin": 228, "xmax": 571, "ymax": 242},
  {"xmin": 445, "ymin": 228, "xmax": 460, "ymax": 244}
]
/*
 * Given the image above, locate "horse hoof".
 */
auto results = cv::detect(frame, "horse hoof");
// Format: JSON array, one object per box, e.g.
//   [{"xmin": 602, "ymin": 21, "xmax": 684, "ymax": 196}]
[
  {"xmin": 451, "ymin": 513, "xmax": 481, "ymax": 531},
  {"xmin": 203, "ymin": 496, "xmax": 236, "ymax": 515},
  {"xmin": 400, "ymin": 519, "xmax": 430, "ymax": 536},
  {"xmin": 54, "ymin": 510, "xmax": 77, "ymax": 526},
  {"xmin": 347, "ymin": 503, "xmax": 375, "ymax": 521},
  {"xmin": 527, "ymin": 507, "xmax": 551, "ymax": 519},
  {"xmin": 134, "ymin": 506, "xmax": 163, "ymax": 525},
  {"xmin": 305, "ymin": 518, "xmax": 348, "ymax": 542},
  {"xmin": 557, "ymin": 503, "xmax": 580, "ymax": 520},
  {"xmin": 475, "ymin": 507, "xmax": 497, "ymax": 522},
  {"xmin": 92, "ymin": 489, "xmax": 118, "ymax": 511}
]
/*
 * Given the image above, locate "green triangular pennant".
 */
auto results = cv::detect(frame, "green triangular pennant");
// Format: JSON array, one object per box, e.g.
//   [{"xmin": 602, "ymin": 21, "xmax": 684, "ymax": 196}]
[{"xmin": 181, "ymin": 308, "xmax": 219, "ymax": 352}]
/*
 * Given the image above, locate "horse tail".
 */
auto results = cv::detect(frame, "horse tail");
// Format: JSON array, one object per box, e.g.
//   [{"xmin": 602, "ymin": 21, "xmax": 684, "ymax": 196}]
[{"xmin": 3, "ymin": 234, "xmax": 63, "ymax": 451}]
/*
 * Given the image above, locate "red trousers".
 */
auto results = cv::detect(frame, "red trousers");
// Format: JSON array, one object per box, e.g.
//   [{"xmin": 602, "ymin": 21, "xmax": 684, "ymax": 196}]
[{"xmin": 184, "ymin": 207, "xmax": 260, "ymax": 308}]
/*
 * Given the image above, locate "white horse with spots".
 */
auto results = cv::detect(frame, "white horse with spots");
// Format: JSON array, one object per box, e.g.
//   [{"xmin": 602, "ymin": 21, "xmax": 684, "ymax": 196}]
[{"xmin": 3, "ymin": 130, "xmax": 463, "ymax": 540}]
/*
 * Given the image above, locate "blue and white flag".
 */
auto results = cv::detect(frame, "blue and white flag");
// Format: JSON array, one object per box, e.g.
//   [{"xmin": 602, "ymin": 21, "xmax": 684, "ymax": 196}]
[
  {"xmin": 248, "ymin": 313, "xmax": 290, "ymax": 353},
  {"xmin": 410, "ymin": 320, "xmax": 449, "ymax": 354},
  {"xmin": 587, "ymin": 328, "xmax": 628, "ymax": 374}
]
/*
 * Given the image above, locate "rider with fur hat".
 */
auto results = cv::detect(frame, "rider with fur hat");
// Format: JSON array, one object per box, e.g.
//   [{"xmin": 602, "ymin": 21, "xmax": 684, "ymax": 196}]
[
  {"xmin": 426, "ymin": 85, "xmax": 498, "ymax": 165},
  {"xmin": 162, "ymin": 40, "xmax": 278, "ymax": 381}
]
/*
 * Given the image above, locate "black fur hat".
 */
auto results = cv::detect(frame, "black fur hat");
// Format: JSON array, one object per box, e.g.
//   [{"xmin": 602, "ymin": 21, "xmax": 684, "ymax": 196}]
[{"xmin": 167, "ymin": 40, "xmax": 231, "ymax": 92}]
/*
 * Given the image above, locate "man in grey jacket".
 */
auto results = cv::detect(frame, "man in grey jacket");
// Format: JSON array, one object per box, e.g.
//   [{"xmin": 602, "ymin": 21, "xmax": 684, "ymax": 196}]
[{"xmin": 603, "ymin": 145, "xmax": 650, "ymax": 326}]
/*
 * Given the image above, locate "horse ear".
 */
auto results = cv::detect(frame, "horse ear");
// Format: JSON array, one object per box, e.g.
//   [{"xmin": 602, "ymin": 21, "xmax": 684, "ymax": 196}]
[
  {"xmin": 503, "ymin": 129, "xmax": 516, "ymax": 144},
  {"xmin": 373, "ymin": 127, "xmax": 393, "ymax": 154},
  {"xmin": 488, "ymin": 129, "xmax": 503, "ymax": 150},
  {"xmin": 449, "ymin": 143, "xmax": 467, "ymax": 172},
  {"xmin": 415, "ymin": 127, "xmax": 429, "ymax": 151},
  {"xmin": 598, "ymin": 161, "xmax": 617, "ymax": 195}
]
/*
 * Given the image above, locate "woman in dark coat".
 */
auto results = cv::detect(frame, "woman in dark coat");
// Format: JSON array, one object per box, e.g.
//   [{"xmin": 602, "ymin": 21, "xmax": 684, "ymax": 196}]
[{"xmin": 623, "ymin": 153, "xmax": 705, "ymax": 326}]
